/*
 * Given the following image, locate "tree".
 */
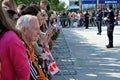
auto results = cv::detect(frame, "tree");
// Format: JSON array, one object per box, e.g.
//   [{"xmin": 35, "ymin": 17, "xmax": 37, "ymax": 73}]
[
  {"xmin": 48, "ymin": 0, "xmax": 66, "ymax": 11},
  {"xmin": 14, "ymin": 0, "xmax": 66, "ymax": 11},
  {"xmin": 57, "ymin": 1, "xmax": 66, "ymax": 11},
  {"xmin": 14, "ymin": 0, "xmax": 38, "ymax": 5}
]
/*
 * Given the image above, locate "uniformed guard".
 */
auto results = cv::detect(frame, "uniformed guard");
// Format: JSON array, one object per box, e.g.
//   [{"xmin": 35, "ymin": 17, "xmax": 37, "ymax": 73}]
[
  {"xmin": 104, "ymin": 5, "xmax": 115, "ymax": 48},
  {"xmin": 96, "ymin": 8, "xmax": 103, "ymax": 35}
]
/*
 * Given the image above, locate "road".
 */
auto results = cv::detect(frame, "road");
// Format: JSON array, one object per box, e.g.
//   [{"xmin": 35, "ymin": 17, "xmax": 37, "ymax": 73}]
[{"xmin": 52, "ymin": 26, "xmax": 120, "ymax": 80}]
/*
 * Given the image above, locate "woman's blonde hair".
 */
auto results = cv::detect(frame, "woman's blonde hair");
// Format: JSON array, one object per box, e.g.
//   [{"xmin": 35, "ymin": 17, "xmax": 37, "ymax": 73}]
[
  {"xmin": 2, "ymin": 0, "xmax": 17, "ymax": 11},
  {"xmin": 0, "ymin": 2, "xmax": 21, "ymax": 38},
  {"xmin": 40, "ymin": 11, "xmax": 48, "ymax": 32}
]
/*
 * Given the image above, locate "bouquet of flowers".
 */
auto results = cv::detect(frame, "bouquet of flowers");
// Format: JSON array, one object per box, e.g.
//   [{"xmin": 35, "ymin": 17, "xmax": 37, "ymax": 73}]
[
  {"xmin": 49, "ymin": 21, "xmax": 60, "ymax": 50},
  {"xmin": 51, "ymin": 23, "xmax": 60, "ymax": 40}
]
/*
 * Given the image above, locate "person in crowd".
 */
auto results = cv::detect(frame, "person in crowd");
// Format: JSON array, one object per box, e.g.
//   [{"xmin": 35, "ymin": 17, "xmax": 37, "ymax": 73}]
[
  {"xmin": 40, "ymin": 0, "xmax": 47, "ymax": 12},
  {"xmin": 40, "ymin": 0, "xmax": 51, "ymax": 28},
  {"xmin": 0, "ymin": 58, "xmax": 1, "ymax": 79},
  {"xmin": 102, "ymin": 9, "xmax": 108, "ymax": 26},
  {"xmin": 40, "ymin": 10, "xmax": 48, "ymax": 32},
  {"xmin": 71, "ymin": 12, "xmax": 76, "ymax": 27},
  {"xmin": 21, "ymin": 5, "xmax": 43, "ymax": 27},
  {"xmin": 90, "ymin": 10, "xmax": 96, "ymax": 27},
  {"xmin": 21, "ymin": 5, "xmax": 47, "ymax": 56},
  {"xmin": 46, "ymin": 4, "xmax": 51, "ymax": 27},
  {"xmin": 114, "ymin": 9, "xmax": 119, "ymax": 25},
  {"xmin": 79, "ymin": 11, "xmax": 84, "ymax": 27},
  {"xmin": 118, "ymin": 10, "xmax": 120, "ymax": 23},
  {"xmin": 20, "ymin": 5, "xmax": 52, "ymax": 79},
  {"xmin": 67, "ymin": 10, "xmax": 72, "ymax": 27},
  {"xmin": 21, "ymin": 5, "xmax": 54, "ymax": 79},
  {"xmin": 96, "ymin": 8, "xmax": 103, "ymax": 35},
  {"xmin": 84, "ymin": 10, "xmax": 89, "ymax": 29},
  {"xmin": 0, "ymin": 2, "xmax": 30, "ymax": 80},
  {"xmin": 16, "ymin": 15, "xmax": 48, "ymax": 80},
  {"xmin": 104, "ymin": 5, "xmax": 115, "ymax": 48},
  {"xmin": 17, "ymin": 4, "xmax": 27, "ymax": 16},
  {"xmin": 76, "ymin": 10, "xmax": 80, "ymax": 27},
  {"xmin": 6, "ymin": 9, "xmax": 19, "ymax": 26},
  {"xmin": 89, "ymin": 11, "xmax": 93, "ymax": 27},
  {"xmin": 2, "ymin": 0, "xmax": 17, "ymax": 12}
]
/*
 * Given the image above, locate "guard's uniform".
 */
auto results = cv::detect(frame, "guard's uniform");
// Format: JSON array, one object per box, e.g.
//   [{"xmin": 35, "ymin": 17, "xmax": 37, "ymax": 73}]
[
  {"xmin": 106, "ymin": 10, "xmax": 115, "ymax": 48},
  {"xmin": 96, "ymin": 10, "xmax": 103, "ymax": 35}
]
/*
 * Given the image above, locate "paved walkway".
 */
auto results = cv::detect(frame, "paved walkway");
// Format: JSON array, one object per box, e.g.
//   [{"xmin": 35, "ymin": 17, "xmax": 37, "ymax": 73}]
[{"xmin": 52, "ymin": 26, "xmax": 120, "ymax": 80}]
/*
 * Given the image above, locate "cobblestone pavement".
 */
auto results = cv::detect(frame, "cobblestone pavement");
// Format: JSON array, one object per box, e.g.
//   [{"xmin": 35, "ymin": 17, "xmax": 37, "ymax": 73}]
[{"xmin": 52, "ymin": 26, "xmax": 120, "ymax": 80}]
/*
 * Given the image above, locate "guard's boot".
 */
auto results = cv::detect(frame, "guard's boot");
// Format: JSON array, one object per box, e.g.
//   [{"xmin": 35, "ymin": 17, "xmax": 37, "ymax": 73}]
[{"xmin": 106, "ymin": 42, "xmax": 113, "ymax": 48}]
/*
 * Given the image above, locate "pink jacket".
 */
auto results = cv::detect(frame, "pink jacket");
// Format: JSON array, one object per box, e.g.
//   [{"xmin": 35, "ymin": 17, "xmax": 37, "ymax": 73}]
[{"xmin": 0, "ymin": 31, "xmax": 30, "ymax": 80}]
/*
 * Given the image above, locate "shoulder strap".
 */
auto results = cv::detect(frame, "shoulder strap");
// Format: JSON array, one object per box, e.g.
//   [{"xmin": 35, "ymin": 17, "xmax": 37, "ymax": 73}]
[{"xmin": 22, "ymin": 39, "xmax": 30, "ymax": 58}]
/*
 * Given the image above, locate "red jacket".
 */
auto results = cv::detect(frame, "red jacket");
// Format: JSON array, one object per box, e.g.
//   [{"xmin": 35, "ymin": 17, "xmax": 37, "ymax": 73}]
[{"xmin": 0, "ymin": 31, "xmax": 30, "ymax": 80}]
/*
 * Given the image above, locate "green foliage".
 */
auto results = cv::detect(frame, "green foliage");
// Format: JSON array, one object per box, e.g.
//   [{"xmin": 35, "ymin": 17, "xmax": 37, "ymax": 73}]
[
  {"xmin": 47, "ymin": 0, "xmax": 66, "ymax": 11},
  {"xmin": 57, "ymin": 2, "xmax": 66, "ymax": 11},
  {"xmin": 49, "ymin": 31, "xmax": 60, "ymax": 50},
  {"xmin": 14, "ymin": 0, "xmax": 66, "ymax": 11},
  {"xmin": 51, "ymin": 32, "xmax": 59, "ymax": 40},
  {"xmin": 14, "ymin": 0, "xmax": 39, "ymax": 5}
]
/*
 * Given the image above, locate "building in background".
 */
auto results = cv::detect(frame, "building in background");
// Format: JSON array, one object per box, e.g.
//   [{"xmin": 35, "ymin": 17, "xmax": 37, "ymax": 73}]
[
  {"xmin": 69, "ymin": 0, "xmax": 96, "ymax": 12},
  {"xmin": 69, "ymin": 0, "xmax": 79, "ymax": 12},
  {"xmin": 68, "ymin": 0, "xmax": 120, "ymax": 12}
]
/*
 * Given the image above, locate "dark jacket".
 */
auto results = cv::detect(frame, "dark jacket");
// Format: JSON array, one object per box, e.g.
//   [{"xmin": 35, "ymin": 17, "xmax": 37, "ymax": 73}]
[{"xmin": 96, "ymin": 10, "xmax": 103, "ymax": 21}]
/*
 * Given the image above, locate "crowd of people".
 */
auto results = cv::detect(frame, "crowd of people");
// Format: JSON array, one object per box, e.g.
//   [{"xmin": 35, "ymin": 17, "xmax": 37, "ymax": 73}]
[
  {"xmin": 0, "ymin": 0, "xmax": 60, "ymax": 80},
  {"xmin": 0, "ymin": 0, "xmax": 119, "ymax": 80},
  {"xmin": 58, "ymin": 7, "xmax": 120, "ymax": 28},
  {"xmin": 58, "ymin": 5, "xmax": 118, "ymax": 48}
]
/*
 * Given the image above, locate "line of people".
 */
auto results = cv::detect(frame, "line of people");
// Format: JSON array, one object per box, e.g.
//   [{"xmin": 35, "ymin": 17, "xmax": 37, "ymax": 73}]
[
  {"xmin": 0, "ymin": 0, "xmax": 60, "ymax": 80},
  {"xmin": 58, "ymin": 7, "xmax": 120, "ymax": 29}
]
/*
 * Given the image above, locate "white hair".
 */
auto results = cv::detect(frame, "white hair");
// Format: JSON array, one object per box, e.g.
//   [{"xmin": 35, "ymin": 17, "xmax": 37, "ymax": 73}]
[{"xmin": 16, "ymin": 15, "xmax": 38, "ymax": 30}]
